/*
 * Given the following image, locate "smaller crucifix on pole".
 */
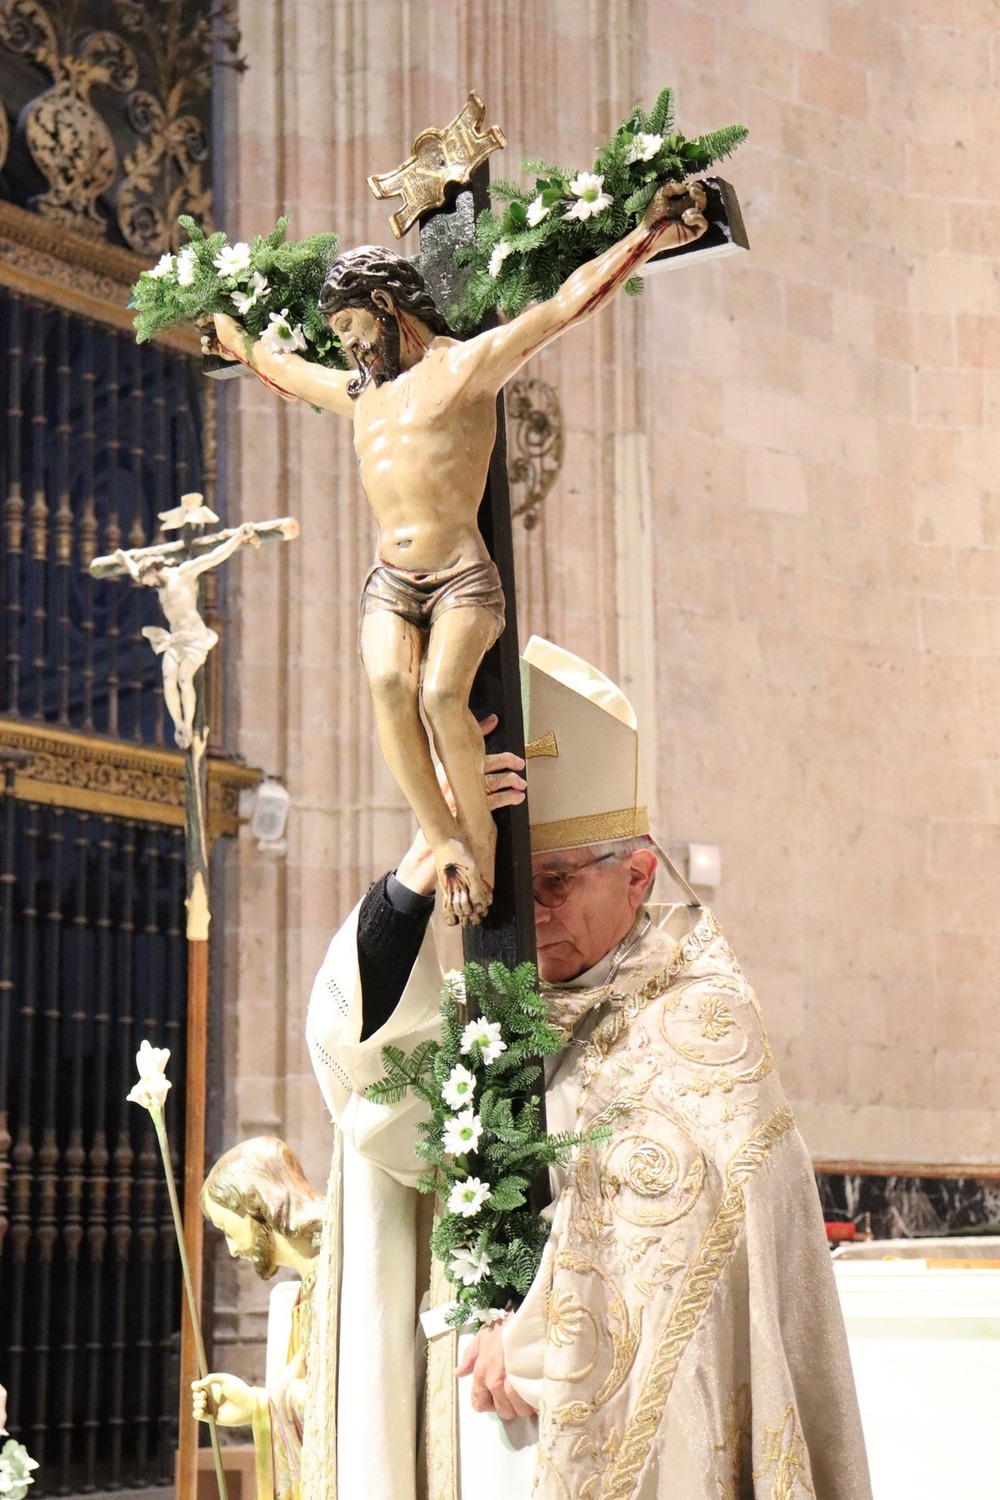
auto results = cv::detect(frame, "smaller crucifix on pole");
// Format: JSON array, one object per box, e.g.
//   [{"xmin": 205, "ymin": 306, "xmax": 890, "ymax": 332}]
[{"xmin": 90, "ymin": 490, "xmax": 298, "ymax": 1500}]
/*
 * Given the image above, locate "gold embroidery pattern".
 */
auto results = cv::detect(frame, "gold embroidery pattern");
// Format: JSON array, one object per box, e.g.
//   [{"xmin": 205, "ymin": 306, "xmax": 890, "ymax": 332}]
[
  {"xmin": 714, "ymin": 1383, "xmax": 751, "ymax": 1500},
  {"xmin": 753, "ymin": 1407, "xmax": 815, "ymax": 1498},
  {"xmin": 598, "ymin": 1102, "xmax": 795, "ymax": 1499},
  {"xmin": 580, "ymin": 908, "xmax": 723, "ymax": 1097},
  {"xmin": 600, "ymin": 1109, "xmax": 707, "ymax": 1228},
  {"xmin": 698, "ymin": 994, "xmax": 735, "ymax": 1041},
  {"xmin": 551, "ymin": 1251, "xmax": 643, "ymax": 1427}
]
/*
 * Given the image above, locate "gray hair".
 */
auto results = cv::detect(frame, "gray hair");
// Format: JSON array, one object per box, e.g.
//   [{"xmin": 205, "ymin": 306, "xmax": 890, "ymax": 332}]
[{"xmin": 567, "ymin": 836, "xmax": 658, "ymax": 901}]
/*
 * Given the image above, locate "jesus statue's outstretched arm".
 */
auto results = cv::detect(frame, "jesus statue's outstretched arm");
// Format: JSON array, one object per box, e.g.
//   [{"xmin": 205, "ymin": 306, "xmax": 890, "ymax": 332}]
[{"xmin": 460, "ymin": 180, "xmax": 708, "ymax": 397}]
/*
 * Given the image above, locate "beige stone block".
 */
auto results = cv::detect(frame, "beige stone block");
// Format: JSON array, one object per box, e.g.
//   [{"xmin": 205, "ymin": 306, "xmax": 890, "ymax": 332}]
[
  {"xmin": 952, "ymin": 542, "xmax": 1000, "ymax": 597},
  {"xmin": 722, "ymin": 262, "xmax": 786, "ymax": 325},
  {"xmin": 799, "ymin": 336, "xmax": 859, "ymax": 409},
  {"xmin": 950, "ymin": 201, "xmax": 1000, "ymax": 258},
  {"xmin": 884, "ymin": 530, "xmax": 954, "ymax": 590},
  {"xmin": 956, "ymin": 426, "xmax": 1000, "ymax": 486},
  {"xmin": 745, "ymin": 447, "xmax": 810, "ymax": 517},
  {"xmin": 796, "ymin": 48, "xmax": 867, "ymax": 119},
  {"xmin": 880, "ymin": 424, "xmax": 957, "ymax": 486},
  {"xmin": 831, "ymin": 290, "xmax": 874, "ymax": 353},
  {"xmin": 912, "ymin": 255, "xmax": 1000, "ymax": 317},
  {"xmin": 912, "ymin": 314, "xmax": 958, "ymax": 369},
  {"xmin": 983, "ymin": 494, "xmax": 1000, "ymax": 546},
  {"xmin": 785, "ymin": 279, "xmax": 834, "ymax": 341},
  {"xmin": 717, "ymin": 21, "xmax": 796, "ymax": 94},
  {"xmin": 872, "ymin": 307, "xmax": 911, "ymax": 367},
  {"xmin": 914, "ymin": 482, "xmax": 986, "ymax": 548},
  {"xmin": 914, "ymin": 369, "xmax": 983, "ymax": 428},
  {"xmin": 828, "ymin": 4, "xmax": 905, "ymax": 69},
  {"xmin": 648, "ymin": 3, "xmax": 716, "ymax": 67},
  {"xmin": 909, "ymin": 24, "xmax": 995, "ymax": 89}
]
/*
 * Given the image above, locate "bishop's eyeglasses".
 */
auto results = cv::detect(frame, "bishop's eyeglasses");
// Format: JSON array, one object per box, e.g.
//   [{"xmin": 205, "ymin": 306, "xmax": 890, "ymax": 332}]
[{"xmin": 531, "ymin": 852, "xmax": 620, "ymax": 909}]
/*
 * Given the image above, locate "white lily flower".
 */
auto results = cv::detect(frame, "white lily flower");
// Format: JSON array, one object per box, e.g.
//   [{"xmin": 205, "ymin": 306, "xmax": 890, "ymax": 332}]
[
  {"xmin": 442, "ymin": 1064, "xmax": 477, "ymax": 1110},
  {"xmin": 625, "ymin": 131, "xmax": 663, "ymax": 164},
  {"xmin": 448, "ymin": 1243, "xmax": 493, "ymax": 1286},
  {"xmin": 213, "ymin": 241, "xmax": 252, "ymax": 278},
  {"xmin": 175, "ymin": 246, "xmax": 197, "ymax": 287},
  {"xmin": 442, "ymin": 1109, "xmax": 483, "ymax": 1157},
  {"xmin": 526, "ymin": 194, "xmax": 551, "ymax": 227},
  {"xmin": 260, "ymin": 309, "xmax": 307, "ymax": 355},
  {"xmin": 563, "ymin": 172, "xmax": 614, "ymax": 221},
  {"xmin": 231, "ymin": 271, "xmax": 270, "ymax": 316},
  {"xmin": 147, "ymin": 252, "xmax": 176, "ymax": 280},
  {"xmin": 488, "ymin": 239, "xmax": 513, "ymax": 279},
  {"xmin": 126, "ymin": 1039, "xmax": 171, "ymax": 1111},
  {"xmin": 447, "ymin": 1176, "xmax": 490, "ymax": 1219},
  {"xmin": 460, "ymin": 1019, "xmax": 507, "ymax": 1066}
]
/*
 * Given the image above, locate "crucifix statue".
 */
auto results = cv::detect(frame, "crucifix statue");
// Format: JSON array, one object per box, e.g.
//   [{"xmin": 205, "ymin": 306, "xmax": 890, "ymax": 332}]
[
  {"xmin": 90, "ymin": 491, "xmax": 298, "ymax": 1499},
  {"xmin": 206, "ymin": 126, "xmax": 710, "ymax": 929}
]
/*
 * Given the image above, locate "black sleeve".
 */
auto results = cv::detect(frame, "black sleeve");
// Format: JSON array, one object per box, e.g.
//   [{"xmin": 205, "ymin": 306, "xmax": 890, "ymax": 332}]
[{"xmin": 357, "ymin": 872, "xmax": 435, "ymax": 1041}]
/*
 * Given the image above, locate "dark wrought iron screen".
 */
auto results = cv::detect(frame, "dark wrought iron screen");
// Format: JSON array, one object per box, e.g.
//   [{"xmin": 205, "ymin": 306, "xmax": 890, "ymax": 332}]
[
  {"xmin": 0, "ymin": 791, "xmax": 187, "ymax": 1491},
  {"xmin": 1, "ymin": 286, "xmax": 204, "ymax": 743}
]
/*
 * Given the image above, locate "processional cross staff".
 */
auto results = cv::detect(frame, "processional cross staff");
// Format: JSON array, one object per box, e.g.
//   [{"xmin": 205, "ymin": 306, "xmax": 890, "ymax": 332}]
[{"xmin": 90, "ymin": 492, "xmax": 298, "ymax": 1499}]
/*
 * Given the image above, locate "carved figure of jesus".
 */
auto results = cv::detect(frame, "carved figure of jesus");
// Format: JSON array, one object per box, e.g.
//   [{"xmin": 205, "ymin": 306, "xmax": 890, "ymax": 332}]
[
  {"xmin": 210, "ymin": 183, "xmax": 707, "ymax": 923},
  {"xmin": 115, "ymin": 522, "xmax": 261, "ymax": 748}
]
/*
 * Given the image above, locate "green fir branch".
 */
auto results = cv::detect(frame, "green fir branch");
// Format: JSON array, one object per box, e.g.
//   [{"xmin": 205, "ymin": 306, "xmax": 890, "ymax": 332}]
[{"xmin": 448, "ymin": 86, "xmax": 747, "ymax": 332}]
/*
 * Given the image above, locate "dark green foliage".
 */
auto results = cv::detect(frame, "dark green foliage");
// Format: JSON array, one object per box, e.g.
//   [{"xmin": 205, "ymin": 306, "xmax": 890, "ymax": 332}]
[
  {"xmin": 130, "ymin": 216, "xmax": 348, "ymax": 370},
  {"xmin": 364, "ymin": 960, "xmax": 605, "ymax": 1325},
  {"xmin": 450, "ymin": 88, "xmax": 748, "ymax": 331}
]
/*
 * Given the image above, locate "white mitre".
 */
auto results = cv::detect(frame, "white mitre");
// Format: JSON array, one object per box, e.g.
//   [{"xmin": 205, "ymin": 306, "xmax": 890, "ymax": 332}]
[
  {"xmin": 158, "ymin": 490, "xmax": 220, "ymax": 530},
  {"xmin": 520, "ymin": 635, "xmax": 648, "ymax": 854}
]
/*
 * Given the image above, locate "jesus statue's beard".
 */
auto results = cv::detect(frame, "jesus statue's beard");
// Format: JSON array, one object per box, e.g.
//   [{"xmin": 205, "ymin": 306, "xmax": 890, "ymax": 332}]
[{"xmin": 346, "ymin": 312, "xmax": 402, "ymax": 398}]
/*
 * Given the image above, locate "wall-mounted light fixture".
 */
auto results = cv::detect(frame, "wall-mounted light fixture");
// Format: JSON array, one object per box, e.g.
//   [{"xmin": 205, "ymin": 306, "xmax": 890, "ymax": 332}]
[{"xmin": 687, "ymin": 842, "xmax": 721, "ymax": 889}]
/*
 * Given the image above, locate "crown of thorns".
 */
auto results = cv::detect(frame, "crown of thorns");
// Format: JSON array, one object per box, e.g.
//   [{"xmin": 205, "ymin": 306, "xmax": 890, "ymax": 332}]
[{"xmin": 318, "ymin": 244, "xmax": 450, "ymax": 336}]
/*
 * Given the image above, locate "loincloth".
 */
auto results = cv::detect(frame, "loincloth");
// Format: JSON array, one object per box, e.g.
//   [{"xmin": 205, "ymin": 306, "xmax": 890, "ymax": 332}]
[
  {"xmin": 358, "ymin": 558, "xmax": 505, "ymax": 649},
  {"xmin": 142, "ymin": 623, "xmax": 218, "ymax": 667}
]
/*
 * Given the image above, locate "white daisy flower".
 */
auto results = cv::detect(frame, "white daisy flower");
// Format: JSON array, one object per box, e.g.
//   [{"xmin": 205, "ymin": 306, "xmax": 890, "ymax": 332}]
[
  {"xmin": 176, "ymin": 246, "xmax": 197, "ymax": 286},
  {"xmin": 526, "ymin": 194, "xmax": 551, "ymax": 227},
  {"xmin": 448, "ymin": 1243, "xmax": 493, "ymax": 1286},
  {"xmin": 442, "ymin": 968, "xmax": 466, "ymax": 1001},
  {"xmin": 231, "ymin": 271, "xmax": 270, "ymax": 315},
  {"xmin": 147, "ymin": 252, "xmax": 176, "ymax": 280},
  {"xmin": 488, "ymin": 238, "xmax": 513, "ymax": 279},
  {"xmin": 260, "ymin": 309, "xmax": 307, "ymax": 355},
  {"xmin": 213, "ymin": 241, "xmax": 252, "ymax": 278},
  {"xmin": 625, "ymin": 132, "xmax": 663, "ymax": 164},
  {"xmin": 447, "ymin": 1176, "xmax": 490, "ymax": 1219},
  {"xmin": 562, "ymin": 172, "xmax": 614, "ymax": 221},
  {"xmin": 442, "ymin": 1109, "xmax": 484, "ymax": 1157},
  {"xmin": 442, "ymin": 1064, "xmax": 477, "ymax": 1110},
  {"xmin": 460, "ymin": 1019, "xmax": 507, "ymax": 1066}
]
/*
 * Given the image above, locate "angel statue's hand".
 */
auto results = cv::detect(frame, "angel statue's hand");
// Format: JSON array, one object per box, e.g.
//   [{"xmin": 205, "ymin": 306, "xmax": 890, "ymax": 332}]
[{"xmin": 191, "ymin": 1372, "xmax": 256, "ymax": 1427}]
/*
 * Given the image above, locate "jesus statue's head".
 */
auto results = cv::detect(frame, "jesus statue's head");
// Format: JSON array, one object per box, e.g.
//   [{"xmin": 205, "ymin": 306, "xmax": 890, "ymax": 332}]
[{"xmin": 319, "ymin": 245, "xmax": 451, "ymax": 396}]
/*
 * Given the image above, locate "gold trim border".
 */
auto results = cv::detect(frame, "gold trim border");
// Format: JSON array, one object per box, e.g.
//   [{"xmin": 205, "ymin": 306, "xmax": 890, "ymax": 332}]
[
  {"xmin": 0, "ymin": 201, "xmax": 199, "ymax": 353},
  {"xmin": 814, "ymin": 1159, "xmax": 1000, "ymax": 1181},
  {"xmin": 0, "ymin": 717, "xmax": 259, "ymax": 839},
  {"xmin": 530, "ymin": 805, "xmax": 650, "ymax": 853}
]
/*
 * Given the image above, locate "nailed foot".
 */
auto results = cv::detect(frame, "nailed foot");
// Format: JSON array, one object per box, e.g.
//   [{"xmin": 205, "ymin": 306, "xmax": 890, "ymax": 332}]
[{"xmin": 437, "ymin": 839, "xmax": 493, "ymax": 927}]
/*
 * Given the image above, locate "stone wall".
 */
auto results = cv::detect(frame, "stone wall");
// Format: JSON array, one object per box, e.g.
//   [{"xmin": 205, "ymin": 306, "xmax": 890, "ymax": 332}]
[{"xmin": 210, "ymin": 0, "xmax": 1000, "ymax": 1373}]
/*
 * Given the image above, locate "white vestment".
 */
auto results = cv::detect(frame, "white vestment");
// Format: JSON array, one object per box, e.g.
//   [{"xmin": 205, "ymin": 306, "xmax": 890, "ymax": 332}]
[{"xmin": 303, "ymin": 900, "xmax": 871, "ymax": 1500}]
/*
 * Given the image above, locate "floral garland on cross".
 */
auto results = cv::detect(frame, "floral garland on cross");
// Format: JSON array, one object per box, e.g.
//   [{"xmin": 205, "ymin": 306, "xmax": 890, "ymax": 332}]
[
  {"xmin": 449, "ymin": 86, "xmax": 748, "ymax": 332},
  {"xmin": 130, "ymin": 216, "xmax": 347, "ymax": 370},
  {"xmin": 365, "ymin": 961, "xmax": 604, "ymax": 1328}
]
